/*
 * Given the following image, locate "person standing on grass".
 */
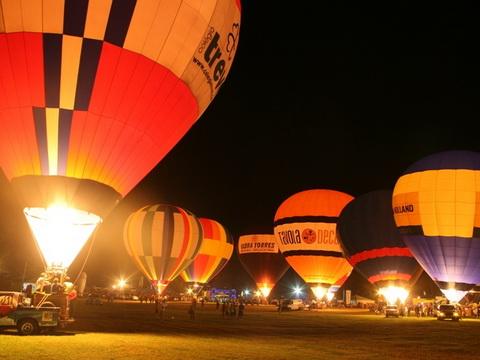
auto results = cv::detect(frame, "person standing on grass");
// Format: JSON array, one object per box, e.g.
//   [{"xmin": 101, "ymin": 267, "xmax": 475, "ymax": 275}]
[
  {"xmin": 238, "ymin": 301, "xmax": 245, "ymax": 319},
  {"xmin": 221, "ymin": 300, "xmax": 227, "ymax": 317},
  {"xmin": 189, "ymin": 297, "xmax": 197, "ymax": 320},
  {"xmin": 159, "ymin": 297, "xmax": 167, "ymax": 320},
  {"xmin": 68, "ymin": 286, "xmax": 78, "ymax": 319},
  {"xmin": 188, "ymin": 304, "xmax": 195, "ymax": 319}
]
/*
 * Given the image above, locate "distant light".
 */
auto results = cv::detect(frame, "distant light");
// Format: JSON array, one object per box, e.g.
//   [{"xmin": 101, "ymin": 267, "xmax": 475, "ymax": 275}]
[
  {"xmin": 254, "ymin": 290, "xmax": 261, "ymax": 297},
  {"xmin": 118, "ymin": 279, "xmax": 127, "ymax": 289},
  {"xmin": 293, "ymin": 286, "xmax": 302, "ymax": 297},
  {"xmin": 187, "ymin": 288, "xmax": 193, "ymax": 295},
  {"xmin": 244, "ymin": 289, "xmax": 250, "ymax": 296},
  {"xmin": 193, "ymin": 283, "xmax": 199, "ymax": 288},
  {"xmin": 326, "ymin": 292, "xmax": 335, "ymax": 301}
]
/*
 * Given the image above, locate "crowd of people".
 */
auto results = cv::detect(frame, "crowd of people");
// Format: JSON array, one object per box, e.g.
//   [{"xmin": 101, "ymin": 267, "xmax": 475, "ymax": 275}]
[{"xmin": 368, "ymin": 300, "xmax": 480, "ymax": 318}]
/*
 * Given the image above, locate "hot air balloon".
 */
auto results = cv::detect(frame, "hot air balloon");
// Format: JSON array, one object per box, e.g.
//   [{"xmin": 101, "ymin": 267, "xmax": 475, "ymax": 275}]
[
  {"xmin": 393, "ymin": 150, "xmax": 480, "ymax": 303},
  {"xmin": 274, "ymin": 189, "xmax": 353, "ymax": 300},
  {"xmin": 180, "ymin": 218, "xmax": 233, "ymax": 292},
  {"xmin": 337, "ymin": 190, "xmax": 422, "ymax": 304},
  {"xmin": 124, "ymin": 204, "xmax": 203, "ymax": 301},
  {"xmin": 0, "ymin": 1, "xmax": 241, "ymax": 281},
  {"xmin": 237, "ymin": 234, "xmax": 290, "ymax": 298}
]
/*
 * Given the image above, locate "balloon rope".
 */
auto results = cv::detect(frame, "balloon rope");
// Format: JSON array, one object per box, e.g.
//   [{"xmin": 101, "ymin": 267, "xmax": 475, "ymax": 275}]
[{"xmin": 73, "ymin": 229, "xmax": 97, "ymax": 285}]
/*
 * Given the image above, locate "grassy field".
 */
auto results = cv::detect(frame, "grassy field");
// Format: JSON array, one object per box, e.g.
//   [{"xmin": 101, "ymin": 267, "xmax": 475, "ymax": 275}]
[{"xmin": 1, "ymin": 300, "xmax": 480, "ymax": 359}]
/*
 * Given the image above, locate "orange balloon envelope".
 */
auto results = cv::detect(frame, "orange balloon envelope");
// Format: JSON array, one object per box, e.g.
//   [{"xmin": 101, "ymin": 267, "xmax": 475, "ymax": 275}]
[
  {"xmin": 0, "ymin": 0, "xmax": 240, "ymax": 272},
  {"xmin": 274, "ymin": 189, "xmax": 353, "ymax": 298},
  {"xmin": 180, "ymin": 218, "xmax": 233, "ymax": 286},
  {"xmin": 124, "ymin": 204, "xmax": 203, "ymax": 294}
]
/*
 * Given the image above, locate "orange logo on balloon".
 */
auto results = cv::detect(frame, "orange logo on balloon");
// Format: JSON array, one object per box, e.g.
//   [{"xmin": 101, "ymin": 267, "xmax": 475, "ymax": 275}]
[{"xmin": 302, "ymin": 229, "xmax": 316, "ymax": 244}]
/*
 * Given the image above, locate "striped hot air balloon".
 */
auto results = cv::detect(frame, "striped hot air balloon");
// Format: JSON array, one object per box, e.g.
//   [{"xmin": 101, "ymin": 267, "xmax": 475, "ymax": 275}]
[
  {"xmin": 180, "ymin": 218, "xmax": 233, "ymax": 289},
  {"xmin": 123, "ymin": 204, "xmax": 203, "ymax": 295},
  {"xmin": 237, "ymin": 234, "xmax": 290, "ymax": 298},
  {"xmin": 393, "ymin": 150, "xmax": 480, "ymax": 303},
  {"xmin": 337, "ymin": 190, "xmax": 422, "ymax": 304},
  {"xmin": 0, "ymin": 0, "xmax": 241, "ymax": 274},
  {"xmin": 274, "ymin": 189, "xmax": 353, "ymax": 300}
]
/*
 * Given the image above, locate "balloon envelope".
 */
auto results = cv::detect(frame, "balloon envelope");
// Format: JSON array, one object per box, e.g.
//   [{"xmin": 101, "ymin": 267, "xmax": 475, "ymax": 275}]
[
  {"xmin": 123, "ymin": 204, "xmax": 203, "ymax": 294},
  {"xmin": 0, "ymin": 1, "xmax": 240, "ymax": 271},
  {"xmin": 393, "ymin": 150, "xmax": 480, "ymax": 303},
  {"xmin": 274, "ymin": 189, "xmax": 353, "ymax": 297},
  {"xmin": 180, "ymin": 218, "xmax": 233, "ymax": 286},
  {"xmin": 337, "ymin": 190, "xmax": 421, "ymax": 291},
  {"xmin": 237, "ymin": 234, "xmax": 290, "ymax": 297}
]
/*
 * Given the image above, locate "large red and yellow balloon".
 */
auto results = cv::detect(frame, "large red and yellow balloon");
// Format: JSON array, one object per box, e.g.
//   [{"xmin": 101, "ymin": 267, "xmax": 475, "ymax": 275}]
[
  {"xmin": 274, "ymin": 189, "xmax": 353, "ymax": 299},
  {"xmin": 0, "ymin": 1, "xmax": 241, "ymax": 272},
  {"xmin": 180, "ymin": 218, "xmax": 233, "ymax": 287},
  {"xmin": 123, "ymin": 204, "xmax": 203, "ymax": 294}
]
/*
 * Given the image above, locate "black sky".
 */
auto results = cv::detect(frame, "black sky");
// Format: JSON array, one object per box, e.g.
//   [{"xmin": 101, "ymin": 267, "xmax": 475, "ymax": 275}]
[{"xmin": 1, "ymin": 2, "xmax": 480, "ymax": 295}]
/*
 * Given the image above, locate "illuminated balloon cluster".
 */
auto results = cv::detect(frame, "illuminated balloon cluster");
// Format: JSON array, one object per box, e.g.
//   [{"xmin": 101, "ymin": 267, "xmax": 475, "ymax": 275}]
[{"xmin": 124, "ymin": 206, "xmax": 234, "ymax": 295}]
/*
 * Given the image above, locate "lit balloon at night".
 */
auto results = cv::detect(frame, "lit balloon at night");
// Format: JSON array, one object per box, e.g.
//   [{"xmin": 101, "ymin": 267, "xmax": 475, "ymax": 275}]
[
  {"xmin": 124, "ymin": 204, "xmax": 203, "ymax": 297},
  {"xmin": 0, "ymin": 1, "xmax": 240, "ymax": 280},
  {"xmin": 274, "ymin": 189, "xmax": 353, "ymax": 300},
  {"xmin": 393, "ymin": 151, "xmax": 480, "ymax": 303},
  {"xmin": 337, "ymin": 190, "xmax": 422, "ymax": 305},
  {"xmin": 180, "ymin": 218, "xmax": 234, "ymax": 291},
  {"xmin": 237, "ymin": 234, "xmax": 290, "ymax": 298}
]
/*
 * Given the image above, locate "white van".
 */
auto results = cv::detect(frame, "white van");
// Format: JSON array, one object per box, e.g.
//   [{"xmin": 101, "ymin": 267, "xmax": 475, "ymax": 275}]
[{"xmin": 286, "ymin": 299, "xmax": 304, "ymax": 311}]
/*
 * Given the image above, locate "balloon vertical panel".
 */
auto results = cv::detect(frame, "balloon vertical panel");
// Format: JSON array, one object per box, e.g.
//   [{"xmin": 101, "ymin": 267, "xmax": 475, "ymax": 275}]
[
  {"xmin": 180, "ymin": 218, "xmax": 233, "ymax": 285},
  {"xmin": 124, "ymin": 204, "xmax": 203, "ymax": 292}
]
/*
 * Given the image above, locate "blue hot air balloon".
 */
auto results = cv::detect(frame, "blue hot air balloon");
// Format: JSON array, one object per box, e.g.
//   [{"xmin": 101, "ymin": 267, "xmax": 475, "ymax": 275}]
[
  {"xmin": 392, "ymin": 150, "xmax": 480, "ymax": 303},
  {"xmin": 337, "ymin": 190, "xmax": 422, "ymax": 304}
]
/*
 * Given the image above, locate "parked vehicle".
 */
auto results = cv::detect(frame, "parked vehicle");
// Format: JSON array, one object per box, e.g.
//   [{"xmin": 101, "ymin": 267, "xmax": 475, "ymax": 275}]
[
  {"xmin": 0, "ymin": 291, "xmax": 60, "ymax": 335},
  {"xmin": 281, "ymin": 299, "xmax": 305, "ymax": 311},
  {"xmin": 437, "ymin": 304, "xmax": 461, "ymax": 321},
  {"xmin": 385, "ymin": 304, "xmax": 400, "ymax": 318}
]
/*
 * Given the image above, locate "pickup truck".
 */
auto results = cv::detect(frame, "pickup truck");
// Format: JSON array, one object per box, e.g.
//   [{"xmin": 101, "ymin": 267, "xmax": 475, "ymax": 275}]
[{"xmin": 0, "ymin": 291, "xmax": 60, "ymax": 335}]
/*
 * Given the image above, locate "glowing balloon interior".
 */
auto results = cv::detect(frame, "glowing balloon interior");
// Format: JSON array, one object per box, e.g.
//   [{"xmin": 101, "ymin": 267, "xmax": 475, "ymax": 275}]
[
  {"xmin": 378, "ymin": 286, "xmax": 408, "ymax": 305},
  {"xmin": 311, "ymin": 285, "xmax": 327, "ymax": 300},
  {"xmin": 24, "ymin": 204, "xmax": 101, "ymax": 271},
  {"xmin": 258, "ymin": 284, "xmax": 272, "ymax": 298}
]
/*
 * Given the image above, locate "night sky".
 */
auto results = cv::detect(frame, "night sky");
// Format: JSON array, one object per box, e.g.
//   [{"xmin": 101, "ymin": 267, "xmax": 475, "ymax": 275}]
[{"xmin": 1, "ymin": 2, "xmax": 479, "ymax": 297}]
